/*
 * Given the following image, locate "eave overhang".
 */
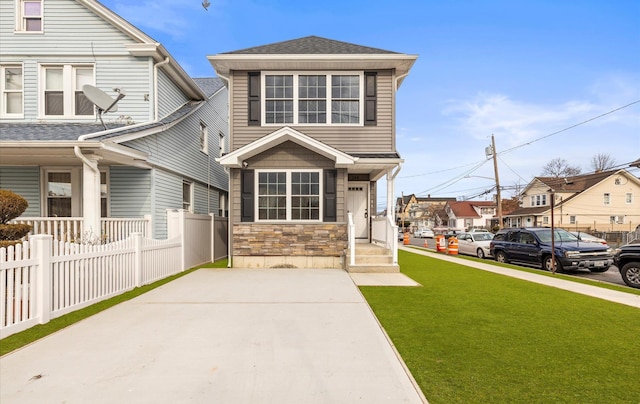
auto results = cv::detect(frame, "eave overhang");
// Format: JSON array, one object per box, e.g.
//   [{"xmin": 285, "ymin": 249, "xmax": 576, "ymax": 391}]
[
  {"xmin": 217, "ymin": 127, "xmax": 357, "ymax": 168},
  {"xmin": 208, "ymin": 54, "xmax": 418, "ymax": 88}
]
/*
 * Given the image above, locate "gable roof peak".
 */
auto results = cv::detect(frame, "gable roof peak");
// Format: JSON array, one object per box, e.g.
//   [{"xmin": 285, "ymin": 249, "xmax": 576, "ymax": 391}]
[{"xmin": 222, "ymin": 35, "xmax": 400, "ymax": 55}]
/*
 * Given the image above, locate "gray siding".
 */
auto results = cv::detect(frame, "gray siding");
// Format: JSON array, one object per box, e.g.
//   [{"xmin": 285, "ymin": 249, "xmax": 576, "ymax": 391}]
[
  {"xmin": 157, "ymin": 69, "xmax": 189, "ymax": 119},
  {"xmin": 109, "ymin": 166, "xmax": 151, "ymax": 217},
  {"xmin": 229, "ymin": 142, "xmax": 346, "ymax": 223},
  {"xmin": 193, "ymin": 183, "xmax": 221, "ymax": 215},
  {"xmin": 0, "ymin": 166, "xmax": 41, "ymax": 217},
  {"xmin": 0, "ymin": 0, "xmax": 153, "ymax": 123},
  {"xmin": 123, "ymin": 89, "xmax": 229, "ymax": 192},
  {"xmin": 153, "ymin": 169, "xmax": 182, "ymax": 239},
  {"xmin": 230, "ymin": 70, "xmax": 394, "ymax": 153}
]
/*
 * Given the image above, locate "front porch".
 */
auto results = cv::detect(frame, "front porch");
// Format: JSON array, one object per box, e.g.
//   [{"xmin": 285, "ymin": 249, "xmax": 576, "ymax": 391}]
[{"xmin": 11, "ymin": 216, "xmax": 152, "ymax": 243}]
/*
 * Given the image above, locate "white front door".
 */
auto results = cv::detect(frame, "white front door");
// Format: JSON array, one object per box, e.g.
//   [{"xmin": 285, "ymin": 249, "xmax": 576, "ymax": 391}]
[{"xmin": 347, "ymin": 182, "xmax": 369, "ymax": 240}]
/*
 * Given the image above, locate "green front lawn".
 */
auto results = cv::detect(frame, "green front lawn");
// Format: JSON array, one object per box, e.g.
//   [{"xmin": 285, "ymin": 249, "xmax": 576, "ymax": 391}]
[{"xmin": 360, "ymin": 250, "xmax": 640, "ymax": 403}]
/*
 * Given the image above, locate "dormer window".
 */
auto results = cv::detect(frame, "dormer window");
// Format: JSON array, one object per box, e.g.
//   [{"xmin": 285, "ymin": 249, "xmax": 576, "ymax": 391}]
[
  {"xmin": 251, "ymin": 71, "xmax": 376, "ymax": 127},
  {"xmin": 16, "ymin": 0, "xmax": 43, "ymax": 32}
]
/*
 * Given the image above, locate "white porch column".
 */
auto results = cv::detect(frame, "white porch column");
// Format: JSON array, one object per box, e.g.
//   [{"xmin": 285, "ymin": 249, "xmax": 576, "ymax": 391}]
[{"xmin": 75, "ymin": 148, "xmax": 102, "ymax": 242}]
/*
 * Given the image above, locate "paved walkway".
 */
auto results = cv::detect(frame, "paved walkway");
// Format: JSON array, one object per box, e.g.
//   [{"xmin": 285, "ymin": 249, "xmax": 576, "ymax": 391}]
[
  {"xmin": 400, "ymin": 245, "xmax": 640, "ymax": 309},
  {"xmin": 1, "ymin": 268, "xmax": 426, "ymax": 404}
]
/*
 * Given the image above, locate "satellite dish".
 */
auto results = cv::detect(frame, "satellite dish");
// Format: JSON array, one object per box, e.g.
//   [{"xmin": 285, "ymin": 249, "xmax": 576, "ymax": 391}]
[{"xmin": 82, "ymin": 85, "xmax": 126, "ymax": 130}]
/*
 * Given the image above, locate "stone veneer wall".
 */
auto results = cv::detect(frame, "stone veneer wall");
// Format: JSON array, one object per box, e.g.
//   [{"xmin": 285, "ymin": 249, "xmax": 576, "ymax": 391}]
[{"xmin": 233, "ymin": 223, "xmax": 348, "ymax": 257}]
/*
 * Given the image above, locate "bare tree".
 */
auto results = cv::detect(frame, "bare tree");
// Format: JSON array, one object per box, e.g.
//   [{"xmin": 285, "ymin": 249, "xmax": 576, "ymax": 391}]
[
  {"xmin": 590, "ymin": 153, "xmax": 617, "ymax": 172},
  {"xmin": 540, "ymin": 158, "xmax": 582, "ymax": 177}
]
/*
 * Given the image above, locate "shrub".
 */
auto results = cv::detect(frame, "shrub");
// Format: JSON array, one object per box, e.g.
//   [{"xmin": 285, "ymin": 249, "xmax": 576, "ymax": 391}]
[
  {"xmin": 0, "ymin": 190, "xmax": 31, "ymax": 247},
  {"xmin": 0, "ymin": 189, "xmax": 29, "ymax": 225}
]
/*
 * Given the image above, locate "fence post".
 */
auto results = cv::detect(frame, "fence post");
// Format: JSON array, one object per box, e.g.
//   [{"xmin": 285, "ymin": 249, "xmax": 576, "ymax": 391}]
[
  {"xmin": 179, "ymin": 210, "xmax": 186, "ymax": 271},
  {"xmin": 132, "ymin": 232, "xmax": 143, "ymax": 287},
  {"xmin": 209, "ymin": 213, "xmax": 215, "ymax": 263},
  {"xmin": 144, "ymin": 214, "xmax": 153, "ymax": 238},
  {"xmin": 33, "ymin": 235, "xmax": 52, "ymax": 325}
]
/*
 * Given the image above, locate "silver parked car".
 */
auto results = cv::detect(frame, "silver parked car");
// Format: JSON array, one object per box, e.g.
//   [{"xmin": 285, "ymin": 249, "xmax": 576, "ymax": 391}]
[
  {"xmin": 457, "ymin": 231, "xmax": 494, "ymax": 259},
  {"xmin": 569, "ymin": 231, "xmax": 607, "ymax": 245}
]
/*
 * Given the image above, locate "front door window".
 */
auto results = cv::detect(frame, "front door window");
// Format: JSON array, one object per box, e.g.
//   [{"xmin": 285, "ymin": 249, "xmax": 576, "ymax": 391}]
[{"xmin": 47, "ymin": 172, "xmax": 72, "ymax": 217}]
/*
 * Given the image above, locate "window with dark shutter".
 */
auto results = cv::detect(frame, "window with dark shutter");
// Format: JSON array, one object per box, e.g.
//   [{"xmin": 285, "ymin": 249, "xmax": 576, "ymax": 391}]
[
  {"xmin": 364, "ymin": 72, "xmax": 377, "ymax": 126},
  {"xmin": 323, "ymin": 169, "xmax": 337, "ymax": 222},
  {"xmin": 241, "ymin": 169, "xmax": 255, "ymax": 222},
  {"xmin": 248, "ymin": 72, "xmax": 261, "ymax": 126}
]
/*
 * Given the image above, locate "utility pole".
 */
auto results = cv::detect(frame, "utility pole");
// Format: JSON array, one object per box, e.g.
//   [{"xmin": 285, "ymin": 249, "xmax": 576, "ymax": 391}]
[{"xmin": 491, "ymin": 134, "xmax": 503, "ymax": 229}]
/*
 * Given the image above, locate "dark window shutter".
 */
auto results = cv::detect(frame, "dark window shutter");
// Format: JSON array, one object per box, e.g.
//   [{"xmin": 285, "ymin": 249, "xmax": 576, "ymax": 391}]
[
  {"xmin": 248, "ymin": 72, "xmax": 261, "ymax": 126},
  {"xmin": 364, "ymin": 72, "xmax": 377, "ymax": 126},
  {"xmin": 241, "ymin": 169, "xmax": 254, "ymax": 222},
  {"xmin": 323, "ymin": 169, "xmax": 337, "ymax": 222}
]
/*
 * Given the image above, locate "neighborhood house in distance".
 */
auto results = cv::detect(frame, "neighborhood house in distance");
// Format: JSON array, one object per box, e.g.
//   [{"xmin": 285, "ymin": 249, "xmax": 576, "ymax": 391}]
[
  {"xmin": 0, "ymin": 0, "xmax": 229, "ymax": 241},
  {"xmin": 396, "ymin": 168, "xmax": 640, "ymax": 234},
  {"xmin": 209, "ymin": 36, "xmax": 417, "ymax": 269}
]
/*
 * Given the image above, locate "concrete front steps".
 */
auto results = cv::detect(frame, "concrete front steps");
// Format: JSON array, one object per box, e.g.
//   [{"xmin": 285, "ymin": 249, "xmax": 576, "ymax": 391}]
[{"xmin": 345, "ymin": 243, "xmax": 400, "ymax": 273}]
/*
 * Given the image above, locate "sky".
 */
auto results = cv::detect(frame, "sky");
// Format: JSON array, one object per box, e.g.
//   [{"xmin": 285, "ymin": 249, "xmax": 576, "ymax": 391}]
[{"xmin": 100, "ymin": 0, "xmax": 640, "ymax": 210}]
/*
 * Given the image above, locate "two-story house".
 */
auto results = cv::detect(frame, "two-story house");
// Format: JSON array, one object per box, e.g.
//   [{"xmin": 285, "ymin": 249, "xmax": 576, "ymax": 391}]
[
  {"xmin": 209, "ymin": 36, "xmax": 417, "ymax": 269},
  {"xmin": 0, "ymin": 0, "xmax": 228, "ymax": 241},
  {"xmin": 504, "ymin": 169, "xmax": 640, "ymax": 232},
  {"xmin": 445, "ymin": 200, "xmax": 496, "ymax": 231}
]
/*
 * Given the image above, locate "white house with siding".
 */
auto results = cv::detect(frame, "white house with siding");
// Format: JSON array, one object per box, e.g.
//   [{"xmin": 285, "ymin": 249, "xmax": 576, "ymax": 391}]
[{"xmin": 0, "ymin": 0, "xmax": 228, "ymax": 240}]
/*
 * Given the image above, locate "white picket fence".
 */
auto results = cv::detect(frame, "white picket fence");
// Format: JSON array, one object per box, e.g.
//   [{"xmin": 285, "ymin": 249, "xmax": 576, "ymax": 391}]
[{"xmin": 0, "ymin": 233, "xmax": 181, "ymax": 338}]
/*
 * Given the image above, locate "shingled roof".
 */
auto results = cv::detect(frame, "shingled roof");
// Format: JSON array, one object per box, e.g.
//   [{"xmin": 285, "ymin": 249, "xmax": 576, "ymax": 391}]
[
  {"xmin": 0, "ymin": 78, "xmax": 224, "ymax": 142},
  {"xmin": 222, "ymin": 35, "xmax": 399, "ymax": 55}
]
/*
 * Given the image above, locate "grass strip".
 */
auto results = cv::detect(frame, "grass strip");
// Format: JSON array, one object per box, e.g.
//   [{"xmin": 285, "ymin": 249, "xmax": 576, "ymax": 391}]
[
  {"xmin": 0, "ymin": 259, "xmax": 228, "ymax": 356},
  {"xmin": 407, "ymin": 245, "xmax": 640, "ymax": 296},
  {"xmin": 361, "ymin": 250, "xmax": 640, "ymax": 403}
]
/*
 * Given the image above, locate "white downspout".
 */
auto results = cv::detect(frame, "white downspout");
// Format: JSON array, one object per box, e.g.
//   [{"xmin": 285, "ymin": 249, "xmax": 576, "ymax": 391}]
[
  {"xmin": 74, "ymin": 146, "xmax": 102, "ymax": 243},
  {"xmin": 154, "ymin": 57, "xmax": 171, "ymax": 121}
]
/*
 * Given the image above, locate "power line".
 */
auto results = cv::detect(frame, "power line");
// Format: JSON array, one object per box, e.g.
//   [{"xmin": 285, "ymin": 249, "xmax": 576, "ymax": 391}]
[{"xmin": 499, "ymin": 100, "xmax": 640, "ymax": 156}]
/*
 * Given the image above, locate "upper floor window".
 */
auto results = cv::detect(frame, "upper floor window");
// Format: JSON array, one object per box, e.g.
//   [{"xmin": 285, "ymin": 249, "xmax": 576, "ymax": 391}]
[
  {"xmin": 603, "ymin": 193, "xmax": 610, "ymax": 206},
  {"xmin": 1, "ymin": 65, "xmax": 23, "ymax": 118},
  {"xmin": 261, "ymin": 72, "xmax": 365, "ymax": 126},
  {"xmin": 626, "ymin": 193, "xmax": 633, "ymax": 204},
  {"xmin": 530, "ymin": 194, "xmax": 547, "ymax": 206},
  {"xmin": 16, "ymin": 0, "xmax": 42, "ymax": 32},
  {"xmin": 40, "ymin": 65, "xmax": 94, "ymax": 118},
  {"xmin": 199, "ymin": 121, "xmax": 208, "ymax": 154}
]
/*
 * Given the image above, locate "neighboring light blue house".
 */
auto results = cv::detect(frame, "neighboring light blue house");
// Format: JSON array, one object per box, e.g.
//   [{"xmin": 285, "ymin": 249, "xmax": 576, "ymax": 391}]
[{"xmin": 0, "ymin": 0, "xmax": 228, "ymax": 240}]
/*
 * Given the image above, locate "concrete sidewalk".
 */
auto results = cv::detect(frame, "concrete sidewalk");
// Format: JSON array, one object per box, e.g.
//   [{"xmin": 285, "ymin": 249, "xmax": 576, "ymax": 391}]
[
  {"xmin": 401, "ymin": 245, "xmax": 640, "ymax": 309},
  {"xmin": 0, "ymin": 268, "xmax": 426, "ymax": 404}
]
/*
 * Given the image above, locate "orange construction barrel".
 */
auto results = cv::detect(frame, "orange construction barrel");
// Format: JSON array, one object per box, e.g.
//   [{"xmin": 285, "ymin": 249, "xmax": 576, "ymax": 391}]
[
  {"xmin": 403, "ymin": 232, "xmax": 410, "ymax": 245},
  {"xmin": 447, "ymin": 236, "xmax": 459, "ymax": 255},
  {"xmin": 436, "ymin": 235, "xmax": 446, "ymax": 252}
]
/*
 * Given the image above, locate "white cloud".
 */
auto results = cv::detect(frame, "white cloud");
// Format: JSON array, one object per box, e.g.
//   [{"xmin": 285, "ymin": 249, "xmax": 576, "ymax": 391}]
[{"xmin": 110, "ymin": 1, "xmax": 200, "ymax": 39}]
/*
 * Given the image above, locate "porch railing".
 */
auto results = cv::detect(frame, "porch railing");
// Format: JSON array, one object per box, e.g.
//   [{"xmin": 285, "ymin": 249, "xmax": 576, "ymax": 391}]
[
  {"xmin": 10, "ymin": 215, "xmax": 152, "ymax": 243},
  {"xmin": 347, "ymin": 212, "xmax": 355, "ymax": 266},
  {"xmin": 372, "ymin": 215, "xmax": 399, "ymax": 265}
]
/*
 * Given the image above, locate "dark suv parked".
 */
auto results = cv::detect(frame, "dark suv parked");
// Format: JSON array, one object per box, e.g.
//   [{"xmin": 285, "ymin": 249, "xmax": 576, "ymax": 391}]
[
  {"xmin": 613, "ymin": 244, "xmax": 640, "ymax": 288},
  {"xmin": 490, "ymin": 228, "xmax": 614, "ymax": 272}
]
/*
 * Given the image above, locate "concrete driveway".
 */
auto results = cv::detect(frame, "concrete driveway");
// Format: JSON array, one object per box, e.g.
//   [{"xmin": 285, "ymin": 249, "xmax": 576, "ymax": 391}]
[{"xmin": 1, "ymin": 268, "xmax": 426, "ymax": 404}]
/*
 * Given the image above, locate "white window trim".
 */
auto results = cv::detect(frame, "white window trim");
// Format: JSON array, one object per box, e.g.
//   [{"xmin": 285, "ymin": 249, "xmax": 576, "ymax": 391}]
[
  {"xmin": 38, "ymin": 63, "xmax": 95, "ymax": 120},
  {"xmin": 199, "ymin": 121, "xmax": 208, "ymax": 154},
  {"xmin": 183, "ymin": 180, "xmax": 193, "ymax": 212},
  {"xmin": 261, "ymin": 71, "xmax": 364, "ymax": 127},
  {"xmin": 219, "ymin": 131, "xmax": 226, "ymax": 158},
  {"xmin": 0, "ymin": 63, "xmax": 24, "ymax": 118},
  {"xmin": 255, "ymin": 169, "xmax": 323, "ymax": 222},
  {"xmin": 41, "ymin": 167, "xmax": 82, "ymax": 217},
  {"xmin": 15, "ymin": 0, "xmax": 44, "ymax": 33},
  {"xmin": 626, "ymin": 193, "xmax": 633, "ymax": 204}
]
